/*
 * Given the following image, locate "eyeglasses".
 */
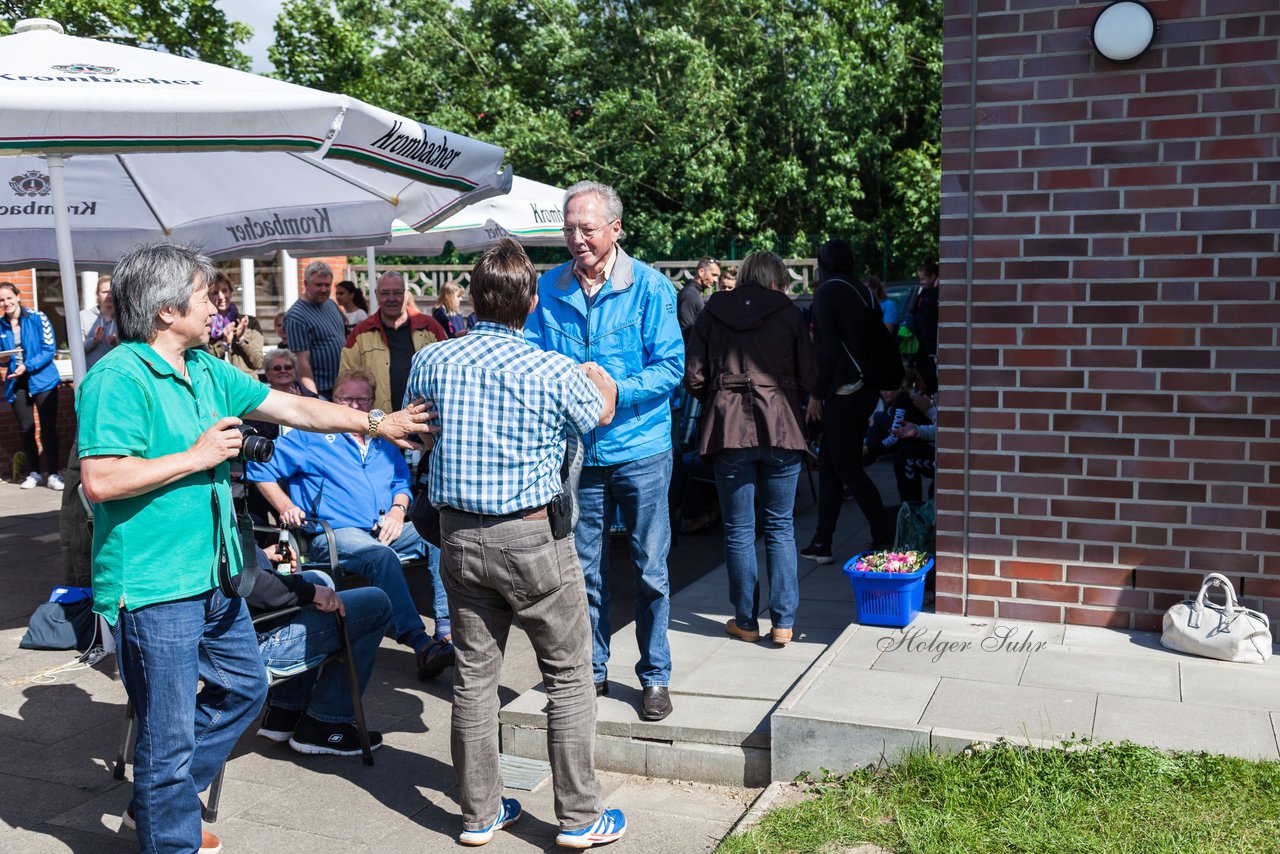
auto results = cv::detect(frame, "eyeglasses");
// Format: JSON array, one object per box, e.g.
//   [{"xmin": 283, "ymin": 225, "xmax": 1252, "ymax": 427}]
[
  {"xmin": 268, "ymin": 364, "xmax": 294, "ymax": 372},
  {"xmin": 561, "ymin": 220, "xmax": 617, "ymax": 240},
  {"xmin": 335, "ymin": 396, "xmax": 373, "ymax": 405}
]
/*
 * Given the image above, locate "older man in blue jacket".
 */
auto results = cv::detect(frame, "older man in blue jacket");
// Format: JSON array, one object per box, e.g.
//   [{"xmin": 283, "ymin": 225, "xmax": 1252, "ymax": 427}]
[{"xmin": 525, "ymin": 180, "xmax": 683, "ymax": 721}]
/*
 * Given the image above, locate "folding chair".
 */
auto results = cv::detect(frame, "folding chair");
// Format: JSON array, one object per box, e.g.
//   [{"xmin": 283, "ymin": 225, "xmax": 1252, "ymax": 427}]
[{"xmin": 111, "ymin": 527, "xmax": 375, "ymax": 823}]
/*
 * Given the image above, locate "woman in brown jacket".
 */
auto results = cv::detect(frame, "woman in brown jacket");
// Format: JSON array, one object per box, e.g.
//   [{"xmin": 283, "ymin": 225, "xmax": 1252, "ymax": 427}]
[{"xmin": 685, "ymin": 251, "xmax": 816, "ymax": 645}]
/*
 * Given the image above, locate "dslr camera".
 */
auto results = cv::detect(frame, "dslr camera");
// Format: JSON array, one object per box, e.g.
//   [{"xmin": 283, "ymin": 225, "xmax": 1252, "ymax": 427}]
[{"xmin": 235, "ymin": 425, "xmax": 274, "ymax": 463}]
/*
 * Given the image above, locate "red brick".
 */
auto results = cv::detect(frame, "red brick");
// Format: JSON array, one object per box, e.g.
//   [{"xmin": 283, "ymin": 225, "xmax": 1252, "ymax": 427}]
[
  {"xmin": 1050, "ymin": 499, "xmax": 1117, "ymax": 521},
  {"xmin": 1068, "ymin": 435, "xmax": 1136, "ymax": 456},
  {"xmin": 1199, "ymin": 327, "xmax": 1273, "ymax": 346},
  {"xmin": 1119, "ymin": 459, "xmax": 1189, "ymax": 480},
  {"xmin": 1128, "ymin": 234, "xmax": 1198, "ymax": 255},
  {"xmin": 1202, "ymin": 88, "xmax": 1277, "ymax": 114},
  {"xmin": 1171, "ymin": 438, "xmax": 1248, "ymax": 461},
  {"xmin": 1190, "ymin": 506, "xmax": 1264, "ymax": 529},
  {"xmin": 1066, "ymin": 566, "xmax": 1135, "ymax": 586},
  {"xmin": 1159, "ymin": 371, "xmax": 1233, "ymax": 392},
  {"xmin": 1067, "ymin": 479, "xmax": 1135, "ymax": 500},
  {"xmin": 1127, "ymin": 327, "xmax": 1196, "ymax": 347},
  {"xmin": 1085, "ymin": 371, "xmax": 1157, "ymax": 392},
  {"xmin": 1176, "ymin": 394, "xmax": 1249, "ymax": 414},
  {"xmin": 1017, "ymin": 581, "xmax": 1079, "ymax": 604},
  {"xmin": 1106, "ymin": 165, "xmax": 1179, "ymax": 185},
  {"xmin": 1202, "ymin": 232, "xmax": 1277, "ymax": 254},
  {"xmin": 1221, "ymin": 62, "xmax": 1280, "ymax": 87},
  {"xmin": 1000, "ymin": 560, "xmax": 1064, "ymax": 581},
  {"xmin": 1136, "ymin": 481, "xmax": 1207, "ymax": 502},
  {"xmin": 1070, "ymin": 258, "xmax": 1141, "ymax": 279},
  {"xmin": 1001, "ymin": 474, "xmax": 1065, "ymax": 495},
  {"xmin": 964, "ymin": 598, "xmax": 995, "ymax": 617},
  {"xmin": 1119, "ymin": 503, "xmax": 1187, "ymax": 525},
  {"xmin": 1189, "ymin": 550, "xmax": 1261, "ymax": 574},
  {"xmin": 1204, "ymin": 39, "xmax": 1278, "ymax": 65},
  {"xmin": 1134, "ymin": 526, "xmax": 1169, "ymax": 546},
  {"xmin": 1181, "ymin": 162, "xmax": 1256, "ymax": 184},
  {"xmin": 1066, "ymin": 608, "xmax": 1133, "ymax": 629},
  {"xmin": 1071, "ymin": 349, "xmax": 1138, "ymax": 368},
  {"xmin": 1142, "ymin": 258, "xmax": 1216, "ymax": 278},
  {"xmin": 1090, "ymin": 142, "xmax": 1161, "ymax": 165},
  {"xmin": 1083, "ymin": 587, "xmax": 1150, "ymax": 608},
  {"xmin": 1142, "ymin": 349, "xmax": 1211, "ymax": 370},
  {"xmin": 998, "ymin": 601, "xmax": 1063, "ymax": 623},
  {"xmin": 1171, "ymin": 528, "xmax": 1244, "ymax": 550},
  {"xmin": 1192, "ymin": 461, "xmax": 1265, "ymax": 484},
  {"xmin": 1146, "ymin": 117, "xmax": 1217, "ymax": 139},
  {"xmin": 1199, "ymin": 184, "xmax": 1272, "ymax": 206}
]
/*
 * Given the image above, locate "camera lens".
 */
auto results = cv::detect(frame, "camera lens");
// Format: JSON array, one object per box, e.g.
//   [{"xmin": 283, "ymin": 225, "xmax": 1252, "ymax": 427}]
[{"xmin": 234, "ymin": 425, "xmax": 275, "ymax": 463}]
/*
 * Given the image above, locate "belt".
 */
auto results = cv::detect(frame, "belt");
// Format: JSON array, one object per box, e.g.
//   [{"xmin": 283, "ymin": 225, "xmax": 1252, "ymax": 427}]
[{"xmin": 442, "ymin": 505, "xmax": 548, "ymax": 522}]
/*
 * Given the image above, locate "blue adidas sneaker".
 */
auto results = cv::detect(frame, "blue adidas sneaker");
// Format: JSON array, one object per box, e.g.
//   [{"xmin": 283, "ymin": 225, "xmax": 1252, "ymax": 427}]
[
  {"xmin": 556, "ymin": 808, "xmax": 627, "ymax": 848},
  {"xmin": 458, "ymin": 797, "xmax": 522, "ymax": 846}
]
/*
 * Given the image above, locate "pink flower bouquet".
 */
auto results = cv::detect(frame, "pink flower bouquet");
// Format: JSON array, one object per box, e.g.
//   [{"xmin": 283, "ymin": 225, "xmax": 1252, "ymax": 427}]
[{"xmin": 853, "ymin": 550, "xmax": 929, "ymax": 574}]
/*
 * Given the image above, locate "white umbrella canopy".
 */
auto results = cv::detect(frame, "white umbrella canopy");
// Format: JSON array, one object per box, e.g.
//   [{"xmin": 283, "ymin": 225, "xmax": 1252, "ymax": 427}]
[
  {"xmin": 0, "ymin": 151, "xmax": 493, "ymax": 270},
  {"xmin": 0, "ymin": 19, "xmax": 512, "ymax": 380},
  {"xmin": 383, "ymin": 176, "xmax": 566, "ymax": 256}
]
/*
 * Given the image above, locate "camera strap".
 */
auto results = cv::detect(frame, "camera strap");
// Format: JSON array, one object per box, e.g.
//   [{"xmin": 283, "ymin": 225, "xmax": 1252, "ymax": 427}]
[{"xmin": 211, "ymin": 485, "xmax": 255, "ymax": 598}]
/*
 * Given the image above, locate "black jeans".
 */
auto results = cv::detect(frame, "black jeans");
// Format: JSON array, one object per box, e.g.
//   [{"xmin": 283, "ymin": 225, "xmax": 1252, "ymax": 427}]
[
  {"xmin": 11, "ymin": 378, "xmax": 60, "ymax": 476},
  {"xmin": 814, "ymin": 388, "xmax": 893, "ymax": 548}
]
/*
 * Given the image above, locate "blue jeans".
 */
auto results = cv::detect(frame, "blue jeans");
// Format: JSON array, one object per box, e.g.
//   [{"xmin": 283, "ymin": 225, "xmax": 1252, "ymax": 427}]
[
  {"xmin": 713, "ymin": 447, "xmax": 802, "ymax": 632},
  {"xmin": 575, "ymin": 451, "xmax": 673, "ymax": 687},
  {"xmin": 258, "ymin": 585, "xmax": 392, "ymax": 724},
  {"xmin": 310, "ymin": 524, "xmax": 446, "ymax": 643},
  {"xmin": 114, "ymin": 590, "xmax": 267, "ymax": 854}
]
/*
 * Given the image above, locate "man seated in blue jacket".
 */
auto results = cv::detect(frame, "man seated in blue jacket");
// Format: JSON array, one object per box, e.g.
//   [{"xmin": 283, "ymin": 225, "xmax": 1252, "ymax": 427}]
[{"xmin": 246, "ymin": 367, "xmax": 454, "ymax": 681}]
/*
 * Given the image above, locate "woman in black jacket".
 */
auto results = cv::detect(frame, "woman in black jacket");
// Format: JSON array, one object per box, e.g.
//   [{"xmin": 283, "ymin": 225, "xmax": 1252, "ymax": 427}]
[{"xmin": 685, "ymin": 251, "xmax": 815, "ymax": 645}]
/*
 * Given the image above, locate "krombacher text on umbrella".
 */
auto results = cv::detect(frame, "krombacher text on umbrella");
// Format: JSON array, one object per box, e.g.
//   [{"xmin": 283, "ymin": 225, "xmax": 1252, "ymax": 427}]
[
  {"xmin": 224, "ymin": 208, "xmax": 334, "ymax": 242},
  {"xmin": 369, "ymin": 121, "xmax": 463, "ymax": 171}
]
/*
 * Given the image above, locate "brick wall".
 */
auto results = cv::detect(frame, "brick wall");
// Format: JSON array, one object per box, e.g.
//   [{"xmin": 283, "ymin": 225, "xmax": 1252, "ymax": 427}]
[
  {"xmin": 937, "ymin": 1, "xmax": 1279, "ymax": 629},
  {"xmin": 0, "ymin": 382, "xmax": 76, "ymax": 479}
]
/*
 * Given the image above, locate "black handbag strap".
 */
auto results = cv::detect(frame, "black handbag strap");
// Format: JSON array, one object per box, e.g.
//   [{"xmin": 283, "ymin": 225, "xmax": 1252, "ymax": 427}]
[{"xmin": 212, "ymin": 485, "xmax": 254, "ymax": 598}]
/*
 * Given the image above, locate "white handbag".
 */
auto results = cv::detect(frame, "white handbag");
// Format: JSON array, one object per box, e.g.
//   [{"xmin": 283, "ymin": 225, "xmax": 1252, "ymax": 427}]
[{"xmin": 1161, "ymin": 572, "xmax": 1273, "ymax": 664}]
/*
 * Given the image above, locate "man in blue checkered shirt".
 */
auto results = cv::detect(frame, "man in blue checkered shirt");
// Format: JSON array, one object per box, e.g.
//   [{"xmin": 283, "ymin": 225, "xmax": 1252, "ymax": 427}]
[{"xmin": 403, "ymin": 239, "xmax": 628, "ymax": 849}]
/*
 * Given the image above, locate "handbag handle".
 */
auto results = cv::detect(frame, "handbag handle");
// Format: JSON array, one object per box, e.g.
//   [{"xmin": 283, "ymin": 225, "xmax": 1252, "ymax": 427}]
[{"xmin": 1193, "ymin": 572, "xmax": 1240, "ymax": 618}]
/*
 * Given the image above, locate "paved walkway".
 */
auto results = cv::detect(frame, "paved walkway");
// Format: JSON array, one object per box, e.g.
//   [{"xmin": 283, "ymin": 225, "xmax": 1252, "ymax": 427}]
[{"xmin": 0, "ymin": 482, "xmax": 754, "ymax": 853}]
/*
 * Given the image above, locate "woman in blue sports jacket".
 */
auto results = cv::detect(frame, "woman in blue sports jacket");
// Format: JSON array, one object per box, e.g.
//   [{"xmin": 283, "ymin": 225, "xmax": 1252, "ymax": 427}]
[{"xmin": 0, "ymin": 282, "xmax": 64, "ymax": 490}]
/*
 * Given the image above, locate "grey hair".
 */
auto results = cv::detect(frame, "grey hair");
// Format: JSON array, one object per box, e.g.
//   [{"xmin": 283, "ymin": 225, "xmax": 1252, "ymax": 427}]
[
  {"xmin": 264, "ymin": 347, "xmax": 297, "ymax": 370},
  {"xmin": 738, "ymin": 251, "xmax": 789, "ymax": 292},
  {"xmin": 563, "ymin": 180, "xmax": 624, "ymax": 225},
  {"xmin": 376, "ymin": 270, "xmax": 406, "ymax": 288},
  {"xmin": 303, "ymin": 260, "xmax": 333, "ymax": 283},
  {"xmin": 112, "ymin": 242, "xmax": 216, "ymax": 343}
]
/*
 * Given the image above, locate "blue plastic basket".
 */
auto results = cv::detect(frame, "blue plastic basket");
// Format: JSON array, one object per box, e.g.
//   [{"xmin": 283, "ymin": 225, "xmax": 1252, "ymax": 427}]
[{"xmin": 842, "ymin": 551, "xmax": 935, "ymax": 627}]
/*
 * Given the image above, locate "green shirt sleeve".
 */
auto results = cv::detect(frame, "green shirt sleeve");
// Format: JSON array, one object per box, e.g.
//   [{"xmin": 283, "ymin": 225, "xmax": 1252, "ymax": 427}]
[
  {"xmin": 77, "ymin": 367, "xmax": 153, "ymax": 458},
  {"xmin": 195, "ymin": 349, "xmax": 269, "ymax": 417}
]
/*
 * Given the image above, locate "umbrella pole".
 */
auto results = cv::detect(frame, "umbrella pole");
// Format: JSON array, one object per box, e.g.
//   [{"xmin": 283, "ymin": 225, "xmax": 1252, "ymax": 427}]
[
  {"xmin": 47, "ymin": 154, "xmax": 87, "ymax": 385},
  {"xmin": 366, "ymin": 246, "xmax": 378, "ymax": 311}
]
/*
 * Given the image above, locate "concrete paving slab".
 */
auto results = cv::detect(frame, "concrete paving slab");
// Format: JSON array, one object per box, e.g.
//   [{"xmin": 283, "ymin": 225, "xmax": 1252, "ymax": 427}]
[
  {"xmin": 1094, "ymin": 695, "xmax": 1280, "ymax": 760},
  {"xmin": 675, "ymin": 645, "xmax": 813, "ymax": 700},
  {"xmin": 1021, "ymin": 646, "xmax": 1181, "ymax": 701},
  {"xmin": 828, "ymin": 625, "xmax": 895, "ymax": 670},
  {"xmin": 788, "ymin": 665, "xmax": 939, "ymax": 727},
  {"xmin": 0, "ymin": 825, "xmax": 136, "ymax": 853},
  {"xmin": 1061, "ymin": 624, "xmax": 1189, "ymax": 660},
  {"xmin": 0, "ymin": 775, "xmax": 107, "ymax": 834},
  {"xmin": 1179, "ymin": 660, "xmax": 1280, "ymax": 711},
  {"xmin": 872, "ymin": 631, "xmax": 1034, "ymax": 685},
  {"xmin": 918, "ymin": 679, "xmax": 1098, "ymax": 742}
]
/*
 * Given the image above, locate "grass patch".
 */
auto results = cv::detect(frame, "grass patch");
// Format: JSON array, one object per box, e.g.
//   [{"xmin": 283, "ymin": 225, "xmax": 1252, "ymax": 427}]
[{"xmin": 719, "ymin": 741, "xmax": 1280, "ymax": 853}]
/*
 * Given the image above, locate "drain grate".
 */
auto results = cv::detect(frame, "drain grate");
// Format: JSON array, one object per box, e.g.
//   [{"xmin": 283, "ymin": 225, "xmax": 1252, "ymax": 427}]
[{"xmin": 499, "ymin": 754, "xmax": 552, "ymax": 791}]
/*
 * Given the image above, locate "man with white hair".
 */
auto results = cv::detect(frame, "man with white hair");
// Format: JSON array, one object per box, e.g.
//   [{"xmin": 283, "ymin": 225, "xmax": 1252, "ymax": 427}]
[
  {"xmin": 284, "ymin": 260, "xmax": 346, "ymax": 399},
  {"xmin": 525, "ymin": 180, "xmax": 684, "ymax": 721}
]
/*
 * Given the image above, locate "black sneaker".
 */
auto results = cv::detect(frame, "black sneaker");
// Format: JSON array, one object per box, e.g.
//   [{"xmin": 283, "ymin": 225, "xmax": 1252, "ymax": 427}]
[
  {"xmin": 417, "ymin": 638, "xmax": 456, "ymax": 681},
  {"xmin": 799, "ymin": 542, "xmax": 834, "ymax": 564},
  {"xmin": 257, "ymin": 706, "xmax": 302, "ymax": 743},
  {"xmin": 288, "ymin": 715, "xmax": 383, "ymax": 757}
]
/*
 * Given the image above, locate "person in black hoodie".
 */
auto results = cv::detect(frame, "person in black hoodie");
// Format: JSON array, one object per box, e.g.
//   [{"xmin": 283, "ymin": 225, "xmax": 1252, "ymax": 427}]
[
  {"xmin": 685, "ymin": 251, "xmax": 816, "ymax": 645},
  {"xmin": 800, "ymin": 239, "xmax": 895, "ymax": 563},
  {"xmin": 246, "ymin": 544, "xmax": 393, "ymax": 757}
]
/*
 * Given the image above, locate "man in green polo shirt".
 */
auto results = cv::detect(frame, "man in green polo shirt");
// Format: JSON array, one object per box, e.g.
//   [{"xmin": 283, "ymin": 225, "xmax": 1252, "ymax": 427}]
[{"xmin": 78, "ymin": 243, "xmax": 433, "ymax": 854}]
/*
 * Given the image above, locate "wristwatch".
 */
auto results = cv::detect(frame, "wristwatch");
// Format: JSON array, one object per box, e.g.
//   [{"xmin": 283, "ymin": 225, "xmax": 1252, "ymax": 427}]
[{"xmin": 367, "ymin": 409, "xmax": 387, "ymax": 438}]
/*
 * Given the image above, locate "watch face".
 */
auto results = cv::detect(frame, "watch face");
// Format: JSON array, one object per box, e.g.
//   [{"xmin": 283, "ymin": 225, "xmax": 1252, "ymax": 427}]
[{"xmin": 370, "ymin": 409, "xmax": 386, "ymax": 419}]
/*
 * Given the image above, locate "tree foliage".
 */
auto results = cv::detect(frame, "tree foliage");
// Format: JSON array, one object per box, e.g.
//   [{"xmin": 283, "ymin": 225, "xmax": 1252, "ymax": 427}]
[{"xmin": 1, "ymin": 1, "xmax": 253, "ymax": 71}]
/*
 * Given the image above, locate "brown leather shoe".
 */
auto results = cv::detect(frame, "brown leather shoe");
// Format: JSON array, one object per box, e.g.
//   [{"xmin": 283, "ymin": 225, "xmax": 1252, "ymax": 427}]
[
  {"xmin": 725, "ymin": 618, "xmax": 761, "ymax": 643},
  {"xmin": 641, "ymin": 686, "xmax": 672, "ymax": 721},
  {"xmin": 770, "ymin": 627, "xmax": 794, "ymax": 645}
]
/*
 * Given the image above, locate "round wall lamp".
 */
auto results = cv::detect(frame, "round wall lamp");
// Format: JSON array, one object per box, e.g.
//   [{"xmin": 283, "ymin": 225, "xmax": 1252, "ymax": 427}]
[{"xmin": 1091, "ymin": 1, "xmax": 1158, "ymax": 63}]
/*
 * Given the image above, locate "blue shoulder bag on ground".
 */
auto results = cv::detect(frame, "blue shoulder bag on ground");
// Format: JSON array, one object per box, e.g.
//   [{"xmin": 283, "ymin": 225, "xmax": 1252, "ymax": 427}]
[{"xmin": 20, "ymin": 586, "xmax": 98, "ymax": 651}]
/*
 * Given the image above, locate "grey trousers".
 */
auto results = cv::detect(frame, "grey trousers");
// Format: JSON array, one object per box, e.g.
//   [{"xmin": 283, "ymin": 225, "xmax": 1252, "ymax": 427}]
[{"xmin": 440, "ymin": 508, "xmax": 602, "ymax": 832}]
